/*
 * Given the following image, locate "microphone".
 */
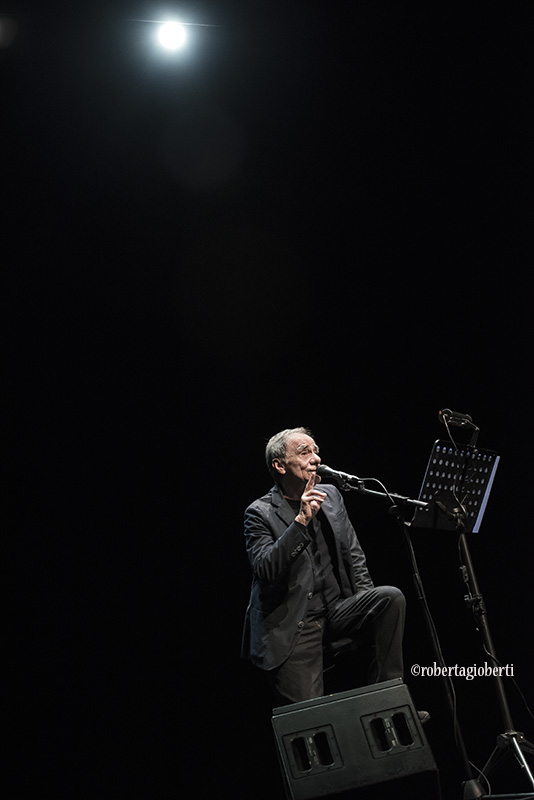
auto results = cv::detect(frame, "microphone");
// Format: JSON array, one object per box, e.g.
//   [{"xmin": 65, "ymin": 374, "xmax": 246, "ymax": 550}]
[
  {"xmin": 317, "ymin": 464, "xmax": 362, "ymax": 483},
  {"xmin": 438, "ymin": 408, "xmax": 474, "ymax": 428}
]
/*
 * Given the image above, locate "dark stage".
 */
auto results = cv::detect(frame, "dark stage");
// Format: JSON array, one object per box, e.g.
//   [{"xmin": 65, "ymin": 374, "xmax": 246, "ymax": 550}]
[{"xmin": 10, "ymin": 2, "xmax": 534, "ymax": 798}]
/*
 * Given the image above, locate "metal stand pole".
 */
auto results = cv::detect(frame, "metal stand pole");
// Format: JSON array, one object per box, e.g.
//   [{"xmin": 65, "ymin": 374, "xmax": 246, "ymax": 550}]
[
  {"xmin": 393, "ymin": 508, "xmax": 485, "ymax": 799},
  {"xmin": 459, "ymin": 533, "xmax": 534, "ymax": 791}
]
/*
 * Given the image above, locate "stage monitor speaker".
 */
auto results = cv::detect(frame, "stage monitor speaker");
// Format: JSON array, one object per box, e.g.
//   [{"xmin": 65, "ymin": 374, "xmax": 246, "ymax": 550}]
[{"xmin": 272, "ymin": 678, "xmax": 440, "ymax": 800}]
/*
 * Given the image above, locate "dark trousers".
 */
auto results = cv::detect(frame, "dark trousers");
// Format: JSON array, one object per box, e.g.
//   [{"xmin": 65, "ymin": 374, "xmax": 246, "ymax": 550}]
[{"xmin": 269, "ymin": 585, "xmax": 405, "ymax": 705}]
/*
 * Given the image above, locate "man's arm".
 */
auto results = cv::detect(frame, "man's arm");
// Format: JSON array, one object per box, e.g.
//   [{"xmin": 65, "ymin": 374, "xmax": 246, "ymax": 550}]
[
  {"xmin": 244, "ymin": 475, "xmax": 327, "ymax": 584},
  {"xmin": 244, "ymin": 504, "xmax": 311, "ymax": 584}
]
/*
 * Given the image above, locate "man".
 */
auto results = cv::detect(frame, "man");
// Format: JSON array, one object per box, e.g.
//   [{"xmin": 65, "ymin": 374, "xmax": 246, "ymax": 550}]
[{"xmin": 241, "ymin": 426, "xmax": 408, "ymax": 707}]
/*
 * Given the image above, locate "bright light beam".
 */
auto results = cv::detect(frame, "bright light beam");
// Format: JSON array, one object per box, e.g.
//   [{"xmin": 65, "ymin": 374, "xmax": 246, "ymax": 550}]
[{"xmin": 157, "ymin": 21, "xmax": 186, "ymax": 50}]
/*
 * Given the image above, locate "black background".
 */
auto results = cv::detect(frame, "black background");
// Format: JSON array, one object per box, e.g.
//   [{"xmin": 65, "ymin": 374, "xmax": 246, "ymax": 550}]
[{"xmin": 10, "ymin": 2, "xmax": 533, "ymax": 798}]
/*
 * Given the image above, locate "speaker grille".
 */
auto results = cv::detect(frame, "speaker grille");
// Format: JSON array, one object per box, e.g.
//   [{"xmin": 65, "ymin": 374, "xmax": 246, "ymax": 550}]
[
  {"xmin": 283, "ymin": 724, "xmax": 343, "ymax": 779},
  {"xmin": 362, "ymin": 705, "xmax": 424, "ymax": 758}
]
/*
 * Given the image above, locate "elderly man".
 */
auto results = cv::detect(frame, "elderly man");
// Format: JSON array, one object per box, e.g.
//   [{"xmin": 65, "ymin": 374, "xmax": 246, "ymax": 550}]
[{"xmin": 242, "ymin": 426, "xmax": 407, "ymax": 706}]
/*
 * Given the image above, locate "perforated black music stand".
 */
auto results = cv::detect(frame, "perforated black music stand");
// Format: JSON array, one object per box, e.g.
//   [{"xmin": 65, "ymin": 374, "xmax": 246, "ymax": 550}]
[
  {"xmin": 410, "ymin": 439, "xmax": 500, "ymax": 533},
  {"xmin": 409, "ymin": 439, "xmax": 534, "ymax": 795}
]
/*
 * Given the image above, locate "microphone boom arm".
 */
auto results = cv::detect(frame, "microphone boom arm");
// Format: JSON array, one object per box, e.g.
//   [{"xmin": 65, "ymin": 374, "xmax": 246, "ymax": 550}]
[
  {"xmin": 343, "ymin": 479, "xmax": 428, "ymax": 509},
  {"xmin": 317, "ymin": 467, "xmax": 427, "ymax": 509}
]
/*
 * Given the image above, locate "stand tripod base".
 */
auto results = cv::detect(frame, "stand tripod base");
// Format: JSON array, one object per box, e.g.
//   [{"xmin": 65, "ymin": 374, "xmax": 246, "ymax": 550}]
[
  {"xmin": 462, "ymin": 778, "xmax": 485, "ymax": 798},
  {"xmin": 482, "ymin": 731, "xmax": 534, "ymax": 792}
]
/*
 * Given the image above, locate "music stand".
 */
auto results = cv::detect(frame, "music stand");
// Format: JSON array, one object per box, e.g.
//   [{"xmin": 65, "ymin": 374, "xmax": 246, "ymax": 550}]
[
  {"xmin": 410, "ymin": 439, "xmax": 500, "ymax": 534},
  {"xmin": 409, "ymin": 438, "xmax": 534, "ymax": 794},
  {"xmin": 333, "ymin": 424, "xmax": 534, "ymax": 797}
]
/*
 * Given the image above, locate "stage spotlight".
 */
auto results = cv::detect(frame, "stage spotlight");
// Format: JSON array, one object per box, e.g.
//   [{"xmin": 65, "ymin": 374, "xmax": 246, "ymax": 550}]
[{"xmin": 157, "ymin": 20, "xmax": 187, "ymax": 51}]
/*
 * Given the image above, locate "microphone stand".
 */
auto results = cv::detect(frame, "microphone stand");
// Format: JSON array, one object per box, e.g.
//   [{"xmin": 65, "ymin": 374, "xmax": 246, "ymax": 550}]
[
  {"xmin": 341, "ymin": 478, "xmax": 486, "ymax": 799},
  {"xmin": 458, "ymin": 529, "xmax": 534, "ymax": 791}
]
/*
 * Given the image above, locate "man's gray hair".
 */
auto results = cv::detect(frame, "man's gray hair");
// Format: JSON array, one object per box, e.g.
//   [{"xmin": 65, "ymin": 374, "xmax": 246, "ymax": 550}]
[{"xmin": 265, "ymin": 427, "xmax": 313, "ymax": 482}]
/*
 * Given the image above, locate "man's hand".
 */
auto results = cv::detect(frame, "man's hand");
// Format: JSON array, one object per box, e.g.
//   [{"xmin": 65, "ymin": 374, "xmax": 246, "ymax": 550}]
[{"xmin": 295, "ymin": 474, "xmax": 327, "ymax": 527}]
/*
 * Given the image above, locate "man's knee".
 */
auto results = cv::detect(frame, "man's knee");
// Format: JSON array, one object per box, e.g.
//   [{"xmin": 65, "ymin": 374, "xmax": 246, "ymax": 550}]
[{"xmin": 375, "ymin": 585, "xmax": 406, "ymax": 614}]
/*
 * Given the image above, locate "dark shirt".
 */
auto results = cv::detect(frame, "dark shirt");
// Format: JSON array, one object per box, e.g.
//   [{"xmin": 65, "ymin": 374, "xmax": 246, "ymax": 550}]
[{"xmin": 287, "ymin": 500, "xmax": 341, "ymax": 615}]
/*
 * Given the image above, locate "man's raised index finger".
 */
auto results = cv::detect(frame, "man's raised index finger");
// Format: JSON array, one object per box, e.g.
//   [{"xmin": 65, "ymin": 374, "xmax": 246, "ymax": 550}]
[{"xmin": 306, "ymin": 473, "xmax": 317, "ymax": 490}]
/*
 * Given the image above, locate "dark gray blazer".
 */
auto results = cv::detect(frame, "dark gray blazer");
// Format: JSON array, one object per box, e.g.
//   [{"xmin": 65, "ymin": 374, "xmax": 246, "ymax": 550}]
[{"xmin": 241, "ymin": 483, "xmax": 374, "ymax": 671}]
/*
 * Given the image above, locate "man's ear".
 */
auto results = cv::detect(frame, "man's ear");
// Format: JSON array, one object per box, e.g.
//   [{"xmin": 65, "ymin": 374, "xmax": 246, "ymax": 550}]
[{"xmin": 272, "ymin": 458, "xmax": 286, "ymax": 476}]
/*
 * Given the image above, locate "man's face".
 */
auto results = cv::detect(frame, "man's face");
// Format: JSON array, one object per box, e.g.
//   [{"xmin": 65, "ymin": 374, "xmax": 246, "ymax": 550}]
[{"xmin": 274, "ymin": 433, "xmax": 321, "ymax": 491}]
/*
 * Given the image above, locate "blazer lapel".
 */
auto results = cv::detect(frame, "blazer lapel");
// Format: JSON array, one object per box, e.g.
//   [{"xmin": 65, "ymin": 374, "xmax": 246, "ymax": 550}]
[
  {"xmin": 321, "ymin": 489, "xmax": 354, "ymax": 595},
  {"xmin": 270, "ymin": 485, "xmax": 298, "ymax": 531},
  {"xmin": 321, "ymin": 490, "xmax": 337, "ymax": 532}
]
